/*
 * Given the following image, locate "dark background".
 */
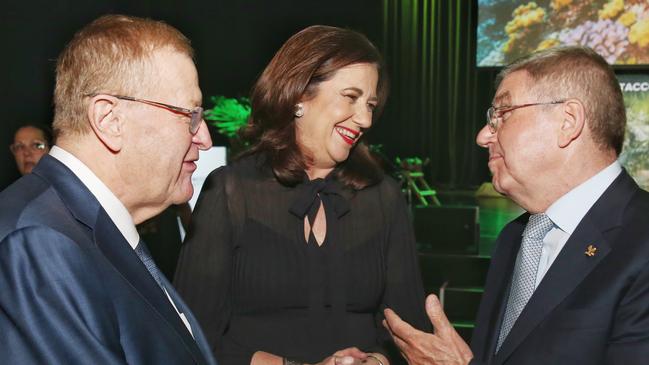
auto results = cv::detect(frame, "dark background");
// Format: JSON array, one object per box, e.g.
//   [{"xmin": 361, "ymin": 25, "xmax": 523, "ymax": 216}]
[{"xmin": 0, "ymin": 0, "xmax": 493, "ymax": 190}]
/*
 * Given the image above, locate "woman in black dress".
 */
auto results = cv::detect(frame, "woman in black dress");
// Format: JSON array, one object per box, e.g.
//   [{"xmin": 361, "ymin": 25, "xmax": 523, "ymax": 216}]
[{"xmin": 174, "ymin": 25, "xmax": 429, "ymax": 365}]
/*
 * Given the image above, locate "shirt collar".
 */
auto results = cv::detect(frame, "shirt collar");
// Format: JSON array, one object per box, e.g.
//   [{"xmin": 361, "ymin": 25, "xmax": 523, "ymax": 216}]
[
  {"xmin": 545, "ymin": 160, "xmax": 622, "ymax": 235},
  {"xmin": 49, "ymin": 146, "xmax": 140, "ymax": 249}
]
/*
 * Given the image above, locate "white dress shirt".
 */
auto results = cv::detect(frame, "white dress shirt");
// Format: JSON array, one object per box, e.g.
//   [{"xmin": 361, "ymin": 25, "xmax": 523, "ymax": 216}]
[
  {"xmin": 49, "ymin": 146, "xmax": 194, "ymax": 336},
  {"xmin": 533, "ymin": 160, "xmax": 622, "ymax": 288}
]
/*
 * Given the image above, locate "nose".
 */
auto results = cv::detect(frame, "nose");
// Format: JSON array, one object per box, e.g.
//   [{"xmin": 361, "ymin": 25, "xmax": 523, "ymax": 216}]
[
  {"xmin": 353, "ymin": 107, "xmax": 373, "ymax": 130},
  {"xmin": 476, "ymin": 124, "xmax": 496, "ymax": 148},
  {"xmin": 192, "ymin": 120, "xmax": 213, "ymax": 150},
  {"xmin": 22, "ymin": 148, "xmax": 34, "ymax": 157}
]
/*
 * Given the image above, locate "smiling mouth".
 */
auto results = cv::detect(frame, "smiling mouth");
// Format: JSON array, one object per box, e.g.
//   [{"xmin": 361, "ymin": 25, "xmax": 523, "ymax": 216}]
[{"xmin": 334, "ymin": 126, "xmax": 360, "ymax": 145}]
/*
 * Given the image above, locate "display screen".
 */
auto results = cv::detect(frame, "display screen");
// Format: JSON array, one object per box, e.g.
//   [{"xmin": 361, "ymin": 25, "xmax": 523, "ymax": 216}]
[
  {"xmin": 618, "ymin": 74, "xmax": 649, "ymax": 190},
  {"xmin": 189, "ymin": 146, "xmax": 227, "ymax": 210},
  {"xmin": 478, "ymin": 0, "xmax": 649, "ymax": 67}
]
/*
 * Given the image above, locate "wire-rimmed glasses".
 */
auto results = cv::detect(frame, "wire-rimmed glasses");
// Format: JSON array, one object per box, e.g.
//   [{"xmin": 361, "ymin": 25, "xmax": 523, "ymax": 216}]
[
  {"xmin": 486, "ymin": 100, "xmax": 566, "ymax": 133},
  {"xmin": 9, "ymin": 140, "xmax": 48, "ymax": 154}
]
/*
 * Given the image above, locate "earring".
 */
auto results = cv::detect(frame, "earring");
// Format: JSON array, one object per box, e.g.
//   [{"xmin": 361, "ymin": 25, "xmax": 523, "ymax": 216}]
[{"xmin": 294, "ymin": 103, "xmax": 304, "ymax": 118}]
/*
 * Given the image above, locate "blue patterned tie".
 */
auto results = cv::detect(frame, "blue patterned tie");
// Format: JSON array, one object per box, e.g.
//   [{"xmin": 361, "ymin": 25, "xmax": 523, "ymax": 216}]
[
  {"xmin": 134, "ymin": 240, "xmax": 165, "ymax": 290},
  {"xmin": 134, "ymin": 241, "xmax": 218, "ymax": 364},
  {"xmin": 496, "ymin": 213, "xmax": 554, "ymax": 352}
]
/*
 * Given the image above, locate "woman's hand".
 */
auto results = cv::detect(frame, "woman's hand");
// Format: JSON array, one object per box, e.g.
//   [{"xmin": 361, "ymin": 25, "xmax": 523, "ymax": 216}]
[
  {"xmin": 312, "ymin": 347, "xmax": 367, "ymax": 365},
  {"xmin": 362, "ymin": 353, "xmax": 389, "ymax": 365},
  {"xmin": 252, "ymin": 348, "xmax": 386, "ymax": 365}
]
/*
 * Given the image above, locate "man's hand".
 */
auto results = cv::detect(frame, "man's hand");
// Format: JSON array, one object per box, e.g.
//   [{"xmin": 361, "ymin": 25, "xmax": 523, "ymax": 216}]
[{"xmin": 384, "ymin": 294, "xmax": 473, "ymax": 365}]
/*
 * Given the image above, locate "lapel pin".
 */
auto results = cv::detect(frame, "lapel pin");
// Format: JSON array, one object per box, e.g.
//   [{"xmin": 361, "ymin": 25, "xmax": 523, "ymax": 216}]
[{"xmin": 585, "ymin": 244, "xmax": 597, "ymax": 257}]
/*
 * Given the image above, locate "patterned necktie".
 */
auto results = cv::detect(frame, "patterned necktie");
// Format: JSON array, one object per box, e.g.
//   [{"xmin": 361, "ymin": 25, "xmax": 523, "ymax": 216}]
[
  {"xmin": 496, "ymin": 213, "xmax": 554, "ymax": 352},
  {"xmin": 134, "ymin": 240, "xmax": 165, "ymax": 290},
  {"xmin": 134, "ymin": 240, "xmax": 216, "ymax": 360}
]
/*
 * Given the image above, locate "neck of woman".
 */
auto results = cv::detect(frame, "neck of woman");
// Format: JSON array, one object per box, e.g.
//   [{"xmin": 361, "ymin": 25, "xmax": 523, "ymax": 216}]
[{"xmin": 305, "ymin": 166, "xmax": 335, "ymax": 180}]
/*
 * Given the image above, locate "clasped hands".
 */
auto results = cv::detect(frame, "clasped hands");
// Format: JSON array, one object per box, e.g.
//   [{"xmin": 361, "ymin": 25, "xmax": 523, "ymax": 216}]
[
  {"xmin": 311, "ymin": 348, "xmax": 387, "ymax": 365},
  {"xmin": 383, "ymin": 294, "xmax": 474, "ymax": 365}
]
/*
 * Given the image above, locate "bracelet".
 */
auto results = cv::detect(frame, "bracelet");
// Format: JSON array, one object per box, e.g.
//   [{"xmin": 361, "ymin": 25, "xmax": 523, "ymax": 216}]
[
  {"xmin": 366, "ymin": 354, "xmax": 385, "ymax": 365},
  {"xmin": 283, "ymin": 357, "xmax": 304, "ymax": 365}
]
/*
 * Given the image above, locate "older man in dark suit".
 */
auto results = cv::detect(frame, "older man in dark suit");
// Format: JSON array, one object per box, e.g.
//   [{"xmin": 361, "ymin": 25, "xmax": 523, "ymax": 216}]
[
  {"xmin": 0, "ymin": 15, "xmax": 216, "ymax": 364},
  {"xmin": 384, "ymin": 46, "xmax": 649, "ymax": 364}
]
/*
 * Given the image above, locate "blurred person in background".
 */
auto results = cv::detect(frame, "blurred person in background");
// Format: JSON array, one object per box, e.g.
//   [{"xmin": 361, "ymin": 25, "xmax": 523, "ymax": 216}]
[{"xmin": 10, "ymin": 123, "xmax": 52, "ymax": 175}]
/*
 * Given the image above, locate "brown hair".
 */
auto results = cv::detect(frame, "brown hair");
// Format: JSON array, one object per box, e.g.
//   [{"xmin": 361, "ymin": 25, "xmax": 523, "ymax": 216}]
[
  {"xmin": 13, "ymin": 124, "xmax": 53, "ymax": 147},
  {"xmin": 53, "ymin": 14, "xmax": 194, "ymax": 138},
  {"xmin": 497, "ymin": 46, "xmax": 626, "ymax": 155},
  {"xmin": 240, "ymin": 25, "xmax": 388, "ymax": 189}
]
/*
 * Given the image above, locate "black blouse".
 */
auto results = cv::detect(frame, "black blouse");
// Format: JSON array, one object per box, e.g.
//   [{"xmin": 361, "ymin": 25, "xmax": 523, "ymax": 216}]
[{"xmin": 174, "ymin": 155, "xmax": 429, "ymax": 365}]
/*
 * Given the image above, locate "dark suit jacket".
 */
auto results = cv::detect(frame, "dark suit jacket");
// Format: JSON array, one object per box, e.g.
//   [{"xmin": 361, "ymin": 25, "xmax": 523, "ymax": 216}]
[
  {"xmin": 0, "ymin": 155, "xmax": 216, "ymax": 365},
  {"xmin": 470, "ymin": 170, "xmax": 649, "ymax": 365}
]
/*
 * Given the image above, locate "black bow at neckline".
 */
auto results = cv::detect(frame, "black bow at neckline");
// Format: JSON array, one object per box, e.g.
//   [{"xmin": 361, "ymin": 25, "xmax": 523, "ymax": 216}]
[{"xmin": 289, "ymin": 176, "xmax": 351, "ymax": 220}]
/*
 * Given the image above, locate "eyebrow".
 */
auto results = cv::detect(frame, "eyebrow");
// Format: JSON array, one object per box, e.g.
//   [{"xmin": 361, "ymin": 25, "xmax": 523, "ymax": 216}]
[
  {"xmin": 493, "ymin": 91, "xmax": 511, "ymax": 106},
  {"xmin": 343, "ymin": 87, "xmax": 378, "ymax": 101}
]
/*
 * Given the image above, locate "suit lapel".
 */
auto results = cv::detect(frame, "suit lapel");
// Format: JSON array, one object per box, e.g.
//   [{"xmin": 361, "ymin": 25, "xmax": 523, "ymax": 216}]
[
  {"xmin": 35, "ymin": 156, "xmax": 207, "ymax": 364},
  {"xmin": 158, "ymin": 274, "xmax": 217, "ymax": 365},
  {"xmin": 494, "ymin": 216, "xmax": 611, "ymax": 362},
  {"xmin": 94, "ymin": 203, "xmax": 206, "ymax": 364},
  {"xmin": 494, "ymin": 171, "xmax": 637, "ymax": 363}
]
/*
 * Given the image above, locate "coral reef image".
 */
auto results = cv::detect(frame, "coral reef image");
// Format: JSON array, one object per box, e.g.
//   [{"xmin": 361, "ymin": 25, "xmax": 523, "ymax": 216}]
[
  {"xmin": 478, "ymin": 0, "xmax": 649, "ymax": 66},
  {"xmin": 618, "ymin": 74, "xmax": 649, "ymax": 190}
]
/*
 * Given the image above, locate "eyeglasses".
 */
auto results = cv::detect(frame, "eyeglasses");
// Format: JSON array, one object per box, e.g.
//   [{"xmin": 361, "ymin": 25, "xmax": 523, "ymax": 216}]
[
  {"xmin": 486, "ymin": 100, "xmax": 566, "ymax": 133},
  {"xmin": 86, "ymin": 93, "xmax": 204, "ymax": 134},
  {"xmin": 10, "ymin": 140, "xmax": 48, "ymax": 154}
]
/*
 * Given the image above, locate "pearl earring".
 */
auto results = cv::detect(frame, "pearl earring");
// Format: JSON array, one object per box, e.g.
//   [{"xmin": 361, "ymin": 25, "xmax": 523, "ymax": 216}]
[{"xmin": 294, "ymin": 103, "xmax": 304, "ymax": 118}]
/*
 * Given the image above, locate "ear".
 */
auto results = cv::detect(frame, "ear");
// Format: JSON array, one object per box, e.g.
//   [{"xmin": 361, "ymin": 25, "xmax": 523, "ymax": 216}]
[
  {"xmin": 557, "ymin": 99, "xmax": 586, "ymax": 148},
  {"xmin": 86, "ymin": 95, "xmax": 124, "ymax": 152}
]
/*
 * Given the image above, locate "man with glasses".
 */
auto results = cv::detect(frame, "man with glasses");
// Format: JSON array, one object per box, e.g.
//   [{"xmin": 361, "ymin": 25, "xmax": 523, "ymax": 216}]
[
  {"xmin": 0, "ymin": 15, "xmax": 216, "ymax": 364},
  {"xmin": 9, "ymin": 123, "xmax": 52, "ymax": 175},
  {"xmin": 384, "ymin": 46, "xmax": 649, "ymax": 364}
]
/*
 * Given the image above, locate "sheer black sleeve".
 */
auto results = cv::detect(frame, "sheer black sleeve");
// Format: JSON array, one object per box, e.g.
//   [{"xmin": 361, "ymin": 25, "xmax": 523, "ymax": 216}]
[
  {"xmin": 174, "ymin": 166, "xmax": 235, "ymax": 359},
  {"xmin": 376, "ymin": 178, "xmax": 431, "ymax": 345}
]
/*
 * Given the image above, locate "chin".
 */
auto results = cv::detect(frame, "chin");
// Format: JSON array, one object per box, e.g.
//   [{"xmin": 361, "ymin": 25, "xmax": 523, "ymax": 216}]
[
  {"xmin": 492, "ymin": 175, "xmax": 517, "ymax": 198},
  {"xmin": 171, "ymin": 183, "xmax": 194, "ymax": 205},
  {"xmin": 329, "ymin": 149, "xmax": 351, "ymax": 164},
  {"xmin": 178, "ymin": 189, "xmax": 194, "ymax": 204},
  {"xmin": 326, "ymin": 138, "xmax": 355, "ymax": 161},
  {"xmin": 493, "ymin": 185, "xmax": 508, "ymax": 196},
  {"xmin": 491, "ymin": 175, "xmax": 505, "ymax": 194}
]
